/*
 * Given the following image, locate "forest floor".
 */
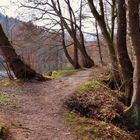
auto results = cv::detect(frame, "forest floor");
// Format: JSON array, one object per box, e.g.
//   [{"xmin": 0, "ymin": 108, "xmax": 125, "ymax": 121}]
[{"xmin": 0, "ymin": 69, "xmax": 92, "ymax": 140}]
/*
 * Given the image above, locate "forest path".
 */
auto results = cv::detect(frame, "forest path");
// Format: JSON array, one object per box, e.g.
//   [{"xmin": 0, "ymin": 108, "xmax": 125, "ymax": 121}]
[{"xmin": 0, "ymin": 70, "xmax": 92, "ymax": 140}]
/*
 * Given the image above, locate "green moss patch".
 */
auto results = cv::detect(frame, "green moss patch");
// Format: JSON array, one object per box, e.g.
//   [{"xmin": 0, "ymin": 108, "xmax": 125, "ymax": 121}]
[
  {"xmin": 0, "ymin": 92, "xmax": 18, "ymax": 106},
  {"xmin": 0, "ymin": 79, "xmax": 22, "ymax": 88},
  {"xmin": 75, "ymin": 80, "xmax": 104, "ymax": 96},
  {"xmin": 43, "ymin": 69, "xmax": 77, "ymax": 79}
]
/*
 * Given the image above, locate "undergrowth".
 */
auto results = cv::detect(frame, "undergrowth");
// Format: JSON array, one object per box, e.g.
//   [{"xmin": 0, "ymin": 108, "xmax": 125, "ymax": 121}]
[
  {"xmin": 0, "ymin": 79, "xmax": 22, "ymax": 88},
  {"xmin": 64, "ymin": 68, "xmax": 138, "ymax": 139},
  {"xmin": 65, "ymin": 78, "xmax": 125, "ymax": 122},
  {"xmin": 63, "ymin": 111, "xmax": 135, "ymax": 140}
]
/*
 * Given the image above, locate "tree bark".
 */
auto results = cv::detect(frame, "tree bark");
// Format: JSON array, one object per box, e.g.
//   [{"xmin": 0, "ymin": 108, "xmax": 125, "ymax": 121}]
[
  {"xmin": 111, "ymin": 0, "xmax": 116, "ymax": 41},
  {"xmin": 88, "ymin": 0, "xmax": 120, "ymax": 81},
  {"xmin": 116, "ymin": 0, "xmax": 133, "ymax": 106},
  {"xmin": 95, "ymin": 21, "xmax": 104, "ymax": 65},
  {"xmin": 124, "ymin": 0, "xmax": 140, "ymax": 129},
  {"xmin": 73, "ymin": 44, "xmax": 80, "ymax": 69},
  {"xmin": 0, "ymin": 24, "xmax": 46, "ymax": 81},
  {"xmin": 61, "ymin": 23, "xmax": 81, "ymax": 69}
]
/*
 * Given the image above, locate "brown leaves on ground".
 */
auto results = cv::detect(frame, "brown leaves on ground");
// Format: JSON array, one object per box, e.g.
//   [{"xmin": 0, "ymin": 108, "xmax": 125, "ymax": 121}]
[
  {"xmin": 64, "ymin": 67, "xmax": 138, "ymax": 139},
  {"xmin": 65, "ymin": 80, "xmax": 125, "ymax": 124}
]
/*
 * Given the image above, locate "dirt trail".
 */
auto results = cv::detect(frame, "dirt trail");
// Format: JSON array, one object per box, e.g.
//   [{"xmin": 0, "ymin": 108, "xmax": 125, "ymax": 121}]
[{"xmin": 0, "ymin": 70, "xmax": 92, "ymax": 140}]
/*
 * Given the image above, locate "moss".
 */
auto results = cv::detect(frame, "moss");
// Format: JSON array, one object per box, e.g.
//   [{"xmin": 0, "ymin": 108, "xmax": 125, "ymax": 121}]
[
  {"xmin": 63, "ymin": 111, "xmax": 88, "ymax": 125},
  {"xmin": 0, "ymin": 79, "xmax": 22, "ymax": 88},
  {"xmin": 75, "ymin": 80, "xmax": 103, "ymax": 96},
  {"xmin": 43, "ymin": 70, "xmax": 77, "ymax": 79},
  {"xmin": 0, "ymin": 93, "xmax": 18, "ymax": 106}
]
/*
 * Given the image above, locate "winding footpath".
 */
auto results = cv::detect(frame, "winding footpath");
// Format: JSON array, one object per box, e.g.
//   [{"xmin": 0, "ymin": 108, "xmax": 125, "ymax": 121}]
[{"xmin": 0, "ymin": 70, "xmax": 92, "ymax": 140}]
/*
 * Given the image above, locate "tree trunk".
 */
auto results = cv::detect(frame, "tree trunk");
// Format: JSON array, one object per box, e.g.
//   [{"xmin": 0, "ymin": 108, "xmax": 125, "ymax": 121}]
[
  {"xmin": 80, "ymin": 50, "xmax": 95, "ymax": 68},
  {"xmin": 95, "ymin": 21, "xmax": 104, "ymax": 65},
  {"xmin": 78, "ymin": 28, "xmax": 95, "ymax": 68},
  {"xmin": 54, "ymin": 0, "xmax": 93, "ymax": 69},
  {"xmin": 116, "ymin": 0, "xmax": 133, "ymax": 106},
  {"xmin": 73, "ymin": 44, "xmax": 81, "ymax": 69},
  {"xmin": 88, "ymin": 0, "xmax": 120, "ymax": 81},
  {"xmin": 124, "ymin": 0, "xmax": 140, "ymax": 129},
  {"xmin": 111, "ymin": 0, "xmax": 116, "ymax": 41},
  {"xmin": 99, "ymin": 18, "xmax": 120, "ymax": 82},
  {"xmin": 60, "ymin": 22, "xmax": 81, "ymax": 69},
  {"xmin": 0, "ymin": 24, "xmax": 46, "ymax": 81}
]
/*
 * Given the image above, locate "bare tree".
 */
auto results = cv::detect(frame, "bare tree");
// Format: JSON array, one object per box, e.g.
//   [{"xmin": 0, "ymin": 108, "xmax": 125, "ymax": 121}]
[
  {"xmin": 50, "ymin": 0, "xmax": 95, "ymax": 68},
  {"xmin": 57, "ymin": 0, "xmax": 80, "ymax": 69},
  {"xmin": 116, "ymin": 0, "xmax": 133, "ymax": 105},
  {"xmin": 20, "ymin": 0, "xmax": 95, "ymax": 68}
]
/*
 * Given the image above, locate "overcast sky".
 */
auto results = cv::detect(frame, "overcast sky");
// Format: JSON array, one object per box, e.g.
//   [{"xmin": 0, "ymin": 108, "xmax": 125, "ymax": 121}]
[
  {"xmin": 0, "ymin": 0, "xmax": 97, "ymax": 40},
  {"xmin": 0, "ymin": 0, "xmax": 21, "ymax": 17},
  {"xmin": 0, "ymin": 0, "xmax": 11, "ymax": 5}
]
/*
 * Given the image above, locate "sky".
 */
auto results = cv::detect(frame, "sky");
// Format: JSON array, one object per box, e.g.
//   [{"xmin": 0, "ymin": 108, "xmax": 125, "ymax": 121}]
[
  {"xmin": 0, "ymin": 0, "xmax": 82, "ymax": 19},
  {"xmin": 0, "ymin": 0, "xmax": 11, "ymax": 5},
  {"xmin": 0, "ymin": 0, "xmax": 19, "ymax": 17},
  {"xmin": 0, "ymin": 0, "xmax": 98, "ymax": 40}
]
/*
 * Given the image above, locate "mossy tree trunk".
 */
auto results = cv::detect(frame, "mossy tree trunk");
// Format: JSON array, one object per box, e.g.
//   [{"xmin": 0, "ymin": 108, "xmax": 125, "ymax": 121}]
[
  {"xmin": 124, "ymin": 0, "xmax": 140, "ymax": 129},
  {"xmin": 116, "ymin": 0, "xmax": 133, "ymax": 106},
  {"xmin": 0, "ymin": 24, "xmax": 46, "ymax": 81}
]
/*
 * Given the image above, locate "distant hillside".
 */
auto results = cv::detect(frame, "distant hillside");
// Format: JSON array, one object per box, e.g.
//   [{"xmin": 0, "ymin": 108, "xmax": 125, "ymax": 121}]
[{"xmin": 0, "ymin": 13, "xmax": 65, "ymax": 72}]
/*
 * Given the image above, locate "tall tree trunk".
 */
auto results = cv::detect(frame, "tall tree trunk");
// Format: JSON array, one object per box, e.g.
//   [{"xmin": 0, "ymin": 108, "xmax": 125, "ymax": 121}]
[
  {"xmin": 0, "ymin": 24, "xmax": 46, "ymax": 81},
  {"xmin": 73, "ymin": 44, "xmax": 80, "ymax": 69},
  {"xmin": 95, "ymin": 21, "xmax": 104, "ymax": 65},
  {"xmin": 88, "ymin": 0, "xmax": 120, "ymax": 81},
  {"xmin": 111, "ymin": 0, "xmax": 116, "ymax": 41},
  {"xmin": 60, "ymin": 22, "xmax": 81, "ymax": 69},
  {"xmin": 101, "ymin": 22, "xmax": 120, "ymax": 82},
  {"xmin": 80, "ymin": 51, "xmax": 94, "ymax": 68},
  {"xmin": 124, "ymin": 0, "xmax": 140, "ymax": 129},
  {"xmin": 116, "ymin": 0, "xmax": 133, "ymax": 106}
]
